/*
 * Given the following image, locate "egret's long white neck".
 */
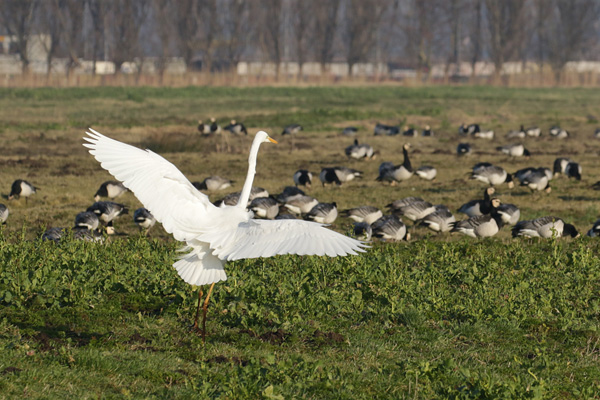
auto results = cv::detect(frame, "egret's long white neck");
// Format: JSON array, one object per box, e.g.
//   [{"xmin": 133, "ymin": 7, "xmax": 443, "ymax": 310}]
[{"xmin": 237, "ymin": 136, "xmax": 263, "ymax": 208}]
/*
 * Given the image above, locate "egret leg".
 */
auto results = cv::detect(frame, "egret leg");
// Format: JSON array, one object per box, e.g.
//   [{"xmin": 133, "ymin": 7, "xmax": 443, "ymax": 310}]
[
  {"xmin": 201, "ymin": 282, "xmax": 216, "ymax": 343},
  {"xmin": 193, "ymin": 287, "xmax": 204, "ymax": 331}
]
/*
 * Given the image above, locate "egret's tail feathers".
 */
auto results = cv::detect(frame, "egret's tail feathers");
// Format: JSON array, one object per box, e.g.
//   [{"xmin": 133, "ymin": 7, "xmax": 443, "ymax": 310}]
[{"xmin": 174, "ymin": 242, "xmax": 226, "ymax": 286}]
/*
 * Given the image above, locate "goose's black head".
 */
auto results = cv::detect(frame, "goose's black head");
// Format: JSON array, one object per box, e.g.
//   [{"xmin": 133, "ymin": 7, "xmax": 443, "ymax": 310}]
[
  {"xmin": 505, "ymin": 173, "xmax": 514, "ymax": 189},
  {"xmin": 563, "ymin": 223, "xmax": 579, "ymax": 238}
]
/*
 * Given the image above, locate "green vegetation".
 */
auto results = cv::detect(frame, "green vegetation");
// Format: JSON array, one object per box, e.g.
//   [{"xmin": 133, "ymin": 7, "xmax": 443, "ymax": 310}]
[
  {"xmin": 1, "ymin": 233, "xmax": 599, "ymax": 398},
  {"xmin": 1, "ymin": 86, "xmax": 600, "ymax": 398}
]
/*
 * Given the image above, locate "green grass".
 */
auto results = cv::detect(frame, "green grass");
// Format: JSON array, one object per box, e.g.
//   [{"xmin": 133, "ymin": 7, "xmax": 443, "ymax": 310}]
[
  {"xmin": 1, "ymin": 86, "xmax": 600, "ymax": 397},
  {"xmin": 1, "ymin": 234, "xmax": 599, "ymax": 398}
]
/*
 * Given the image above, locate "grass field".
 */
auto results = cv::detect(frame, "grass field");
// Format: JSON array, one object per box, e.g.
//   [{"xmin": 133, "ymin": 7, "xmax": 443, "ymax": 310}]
[{"xmin": 1, "ymin": 86, "xmax": 600, "ymax": 398}]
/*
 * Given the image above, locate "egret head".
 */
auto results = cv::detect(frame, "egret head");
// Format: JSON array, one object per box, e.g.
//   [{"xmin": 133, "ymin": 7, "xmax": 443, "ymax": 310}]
[{"xmin": 256, "ymin": 130, "xmax": 277, "ymax": 144}]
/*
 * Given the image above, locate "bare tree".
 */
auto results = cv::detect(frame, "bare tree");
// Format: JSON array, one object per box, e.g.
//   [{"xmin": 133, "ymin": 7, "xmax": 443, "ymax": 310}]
[
  {"xmin": 38, "ymin": 1, "xmax": 62, "ymax": 78},
  {"xmin": 450, "ymin": 0, "xmax": 461, "ymax": 77},
  {"xmin": 533, "ymin": 0, "xmax": 551, "ymax": 82},
  {"xmin": 470, "ymin": 0, "xmax": 482, "ymax": 78},
  {"xmin": 311, "ymin": 0, "xmax": 341, "ymax": 75},
  {"xmin": 56, "ymin": 0, "xmax": 85, "ymax": 77},
  {"xmin": 221, "ymin": 0, "xmax": 250, "ymax": 74},
  {"xmin": 485, "ymin": 0, "xmax": 527, "ymax": 83},
  {"xmin": 402, "ymin": 0, "xmax": 442, "ymax": 81},
  {"xmin": 197, "ymin": 0, "xmax": 218, "ymax": 73},
  {"xmin": 172, "ymin": 0, "xmax": 201, "ymax": 71},
  {"xmin": 343, "ymin": 0, "xmax": 386, "ymax": 77},
  {"xmin": 415, "ymin": 0, "xmax": 435, "ymax": 80},
  {"xmin": 376, "ymin": 0, "xmax": 400, "ymax": 72},
  {"xmin": 290, "ymin": 0, "xmax": 313, "ymax": 79},
  {"xmin": 0, "ymin": 0, "xmax": 37, "ymax": 75},
  {"xmin": 103, "ymin": 0, "xmax": 148, "ymax": 76},
  {"xmin": 151, "ymin": 0, "xmax": 174, "ymax": 82},
  {"xmin": 87, "ymin": 0, "xmax": 107, "ymax": 75},
  {"xmin": 256, "ymin": 0, "xmax": 284, "ymax": 79},
  {"xmin": 545, "ymin": 0, "xmax": 600, "ymax": 83}
]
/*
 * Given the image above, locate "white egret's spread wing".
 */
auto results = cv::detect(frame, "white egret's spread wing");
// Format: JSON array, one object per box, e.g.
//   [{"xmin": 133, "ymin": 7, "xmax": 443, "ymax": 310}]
[
  {"xmin": 201, "ymin": 219, "xmax": 368, "ymax": 261},
  {"xmin": 83, "ymin": 129, "xmax": 216, "ymax": 241}
]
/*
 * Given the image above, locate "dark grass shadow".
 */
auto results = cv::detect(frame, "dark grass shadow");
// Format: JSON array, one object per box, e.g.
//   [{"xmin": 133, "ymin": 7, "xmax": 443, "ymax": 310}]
[
  {"xmin": 13, "ymin": 320, "xmax": 104, "ymax": 350},
  {"xmin": 558, "ymin": 196, "xmax": 598, "ymax": 202},
  {"xmin": 424, "ymin": 187, "xmax": 460, "ymax": 194}
]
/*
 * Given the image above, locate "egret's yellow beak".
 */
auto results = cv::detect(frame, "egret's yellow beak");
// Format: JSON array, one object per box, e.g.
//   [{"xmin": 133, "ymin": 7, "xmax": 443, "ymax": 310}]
[{"xmin": 268, "ymin": 137, "xmax": 278, "ymax": 144}]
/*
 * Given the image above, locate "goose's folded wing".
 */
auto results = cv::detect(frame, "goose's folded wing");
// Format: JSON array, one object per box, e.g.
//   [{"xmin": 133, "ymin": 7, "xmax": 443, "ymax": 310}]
[
  {"xmin": 531, "ymin": 216, "xmax": 561, "ymax": 228},
  {"xmin": 201, "ymin": 219, "xmax": 368, "ymax": 261},
  {"xmin": 83, "ymin": 129, "xmax": 215, "ymax": 241}
]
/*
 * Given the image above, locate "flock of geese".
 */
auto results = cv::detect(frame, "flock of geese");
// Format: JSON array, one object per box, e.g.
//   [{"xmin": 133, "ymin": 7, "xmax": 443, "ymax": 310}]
[
  {"xmin": 189, "ymin": 119, "xmax": 597, "ymax": 241},
  {"xmin": 1, "ymin": 178, "xmax": 153, "ymax": 242},
  {"xmin": 1, "ymin": 121, "xmax": 598, "ymax": 244}
]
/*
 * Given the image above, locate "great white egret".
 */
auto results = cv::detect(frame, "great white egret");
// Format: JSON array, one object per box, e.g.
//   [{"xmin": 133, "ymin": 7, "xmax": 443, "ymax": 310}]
[{"xmin": 84, "ymin": 129, "xmax": 367, "ymax": 340}]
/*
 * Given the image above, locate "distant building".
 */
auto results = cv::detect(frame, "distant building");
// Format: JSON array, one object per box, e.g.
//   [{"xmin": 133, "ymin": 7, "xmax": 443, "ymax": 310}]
[
  {"xmin": 120, "ymin": 58, "xmax": 187, "ymax": 75},
  {"xmin": 78, "ymin": 61, "xmax": 116, "ymax": 75},
  {"xmin": 0, "ymin": 34, "xmax": 50, "ymax": 62},
  {"xmin": 236, "ymin": 61, "xmax": 388, "ymax": 77}
]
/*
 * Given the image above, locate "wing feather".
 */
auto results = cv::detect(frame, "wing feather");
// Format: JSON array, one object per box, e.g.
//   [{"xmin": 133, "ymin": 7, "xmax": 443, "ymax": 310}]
[
  {"xmin": 84, "ymin": 129, "xmax": 216, "ymax": 241},
  {"xmin": 532, "ymin": 216, "xmax": 561, "ymax": 228},
  {"xmin": 200, "ymin": 219, "xmax": 367, "ymax": 261}
]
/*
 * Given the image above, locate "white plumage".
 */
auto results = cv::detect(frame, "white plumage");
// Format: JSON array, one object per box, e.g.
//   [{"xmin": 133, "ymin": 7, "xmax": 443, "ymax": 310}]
[
  {"xmin": 342, "ymin": 206, "xmax": 383, "ymax": 225},
  {"xmin": 0, "ymin": 204, "xmax": 9, "ymax": 224},
  {"xmin": 415, "ymin": 165, "xmax": 437, "ymax": 181},
  {"xmin": 84, "ymin": 129, "xmax": 366, "ymax": 289}
]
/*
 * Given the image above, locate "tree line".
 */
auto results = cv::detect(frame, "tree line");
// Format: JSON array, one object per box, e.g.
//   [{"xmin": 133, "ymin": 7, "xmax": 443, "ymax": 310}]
[{"xmin": 1, "ymin": 0, "xmax": 599, "ymax": 84}]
